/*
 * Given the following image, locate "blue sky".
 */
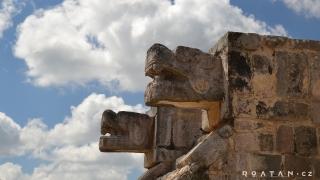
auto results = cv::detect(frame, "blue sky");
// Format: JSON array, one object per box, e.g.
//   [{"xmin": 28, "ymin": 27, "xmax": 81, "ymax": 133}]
[{"xmin": 0, "ymin": 0, "xmax": 319, "ymax": 179}]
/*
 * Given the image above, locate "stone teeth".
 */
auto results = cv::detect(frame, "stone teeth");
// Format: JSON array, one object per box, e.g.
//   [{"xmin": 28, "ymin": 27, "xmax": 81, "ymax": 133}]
[
  {"xmin": 153, "ymin": 64, "xmax": 163, "ymax": 73},
  {"xmin": 154, "ymin": 76, "xmax": 161, "ymax": 84}
]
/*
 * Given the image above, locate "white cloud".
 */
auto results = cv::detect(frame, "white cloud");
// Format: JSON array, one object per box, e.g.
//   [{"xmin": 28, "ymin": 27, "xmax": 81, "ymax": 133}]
[
  {"xmin": 277, "ymin": 0, "xmax": 320, "ymax": 19},
  {"xmin": 14, "ymin": 0, "xmax": 287, "ymax": 92},
  {"xmin": 0, "ymin": 0, "xmax": 22, "ymax": 38},
  {"xmin": 0, "ymin": 94, "xmax": 148, "ymax": 180},
  {"xmin": 0, "ymin": 112, "xmax": 22, "ymax": 157},
  {"xmin": 0, "ymin": 163, "xmax": 30, "ymax": 180}
]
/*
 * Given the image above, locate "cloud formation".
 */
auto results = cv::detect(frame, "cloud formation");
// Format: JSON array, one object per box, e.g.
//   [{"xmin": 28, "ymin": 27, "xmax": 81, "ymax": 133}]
[
  {"xmin": 14, "ymin": 0, "xmax": 287, "ymax": 92},
  {"xmin": 0, "ymin": 0, "xmax": 21, "ymax": 38},
  {"xmin": 0, "ymin": 93, "xmax": 148, "ymax": 180},
  {"xmin": 278, "ymin": 0, "xmax": 320, "ymax": 19}
]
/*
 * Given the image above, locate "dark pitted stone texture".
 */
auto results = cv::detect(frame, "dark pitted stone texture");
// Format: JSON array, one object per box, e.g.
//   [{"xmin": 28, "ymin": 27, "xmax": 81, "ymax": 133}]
[
  {"xmin": 228, "ymin": 50, "xmax": 252, "ymax": 93},
  {"xmin": 258, "ymin": 133, "xmax": 274, "ymax": 151},
  {"xmin": 271, "ymin": 101, "xmax": 309, "ymax": 120},
  {"xmin": 228, "ymin": 32, "xmax": 260, "ymax": 50},
  {"xmin": 295, "ymin": 126, "xmax": 318, "ymax": 156},
  {"xmin": 275, "ymin": 51, "xmax": 308, "ymax": 99},
  {"xmin": 252, "ymin": 55, "xmax": 272, "ymax": 75}
]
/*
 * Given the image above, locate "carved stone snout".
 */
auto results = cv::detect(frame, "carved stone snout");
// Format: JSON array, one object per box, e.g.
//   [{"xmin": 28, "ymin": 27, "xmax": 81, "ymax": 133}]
[
  {"xmin": 99, "ymin": 110, "xmax": 154, "ymax": 153},
  {"xmin": 144, "ymin": 44, "xmax": 224, "ymax": 107}
]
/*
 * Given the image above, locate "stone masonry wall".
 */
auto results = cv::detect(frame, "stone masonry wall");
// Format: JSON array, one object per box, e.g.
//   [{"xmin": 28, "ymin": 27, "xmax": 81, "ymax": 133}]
[{"xmin": 154, "ymin": 32, "xmax": 320, "ymax": 180}]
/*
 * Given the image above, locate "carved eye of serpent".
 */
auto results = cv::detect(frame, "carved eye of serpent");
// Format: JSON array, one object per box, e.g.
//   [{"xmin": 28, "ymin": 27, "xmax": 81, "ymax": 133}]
[
  {"xmin": 131, "ymin": 128, "xmax": 146, "ymax": 146},
  {"xmin": 190, "ymin": 79, "xmax": 210, "ymax": 94}
]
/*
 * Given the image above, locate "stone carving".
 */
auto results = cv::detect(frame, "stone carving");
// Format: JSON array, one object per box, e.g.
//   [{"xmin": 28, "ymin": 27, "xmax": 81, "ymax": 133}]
[
  {"xmin": 145, "ymin": 44, "xmax": 224, "ymax": 106},
  {"xmin": 99, "ymin": 110, "xmax": 154, "ymax": 153},
  {"xmin": 99, "ymin": 32, "xmax": 320, "ymax": 180},
  {"xmin": 99, "ymin": 107, "xmax": 204, "ymax": 179}
]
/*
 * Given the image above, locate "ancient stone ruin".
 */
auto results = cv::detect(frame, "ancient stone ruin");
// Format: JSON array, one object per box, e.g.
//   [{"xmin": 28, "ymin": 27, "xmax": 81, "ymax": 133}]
[{"xmin": 99, "ymin": 32, "xmax": 320, "ymax": 180}]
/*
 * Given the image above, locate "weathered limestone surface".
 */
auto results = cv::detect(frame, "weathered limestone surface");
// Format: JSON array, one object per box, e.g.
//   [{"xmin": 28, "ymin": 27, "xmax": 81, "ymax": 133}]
[
  {"xmin": 99, "ymin": 110, "xmax": 154, "ymax": 153},
  {"xmin": 143, "ymin": 107, "xmax": 203, "ymax": 171},
  {"xmin": 99, "ymin": 32, "xmax": 320, "ymax": 180},
  {"xmin": 99, "ymin": 107, "xmax": 204, "ymax": 179}
]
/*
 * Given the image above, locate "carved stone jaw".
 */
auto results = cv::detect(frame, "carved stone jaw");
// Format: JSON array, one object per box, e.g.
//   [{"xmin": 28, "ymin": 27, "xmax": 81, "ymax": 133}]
[
  {"xmin": 144, "ymin": 44, "xmax": 224, "ymax": 108},
  {"xmin": 99, "ymin": 110, "xmax": 154, "ymax": 153},
  {"xmin": 100, "ymin": 110, "xmax": 127, "ymax": 136}
]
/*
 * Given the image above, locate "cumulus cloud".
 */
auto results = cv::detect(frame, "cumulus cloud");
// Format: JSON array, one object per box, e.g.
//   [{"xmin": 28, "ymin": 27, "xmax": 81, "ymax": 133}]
[
  {"xmin": 0, "ymin": 163, "xmax": 30, "ymax": 180},
  {"xmin": 0, "ymin": 0, "xmax": 22, "ymax": 38},
  {"xmin": 14, "ymin": 0, "xmax": 287, "ymax": 92},
  {"xmin": 277, "ymin": 0, "xmax": 320, "ymax": 19},
  {"xmin": 0, "ymin": 112, "xmax": 22, "ymax": 157},
  {"xmin": 0, "ymin": 94, "xmax": 148, "ymax": 180}
]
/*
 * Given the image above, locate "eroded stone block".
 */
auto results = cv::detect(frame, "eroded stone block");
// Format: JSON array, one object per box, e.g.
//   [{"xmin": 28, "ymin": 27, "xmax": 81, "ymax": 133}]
[
  {"xmin": 232, "ymin": 97, "xmax": 253, "ymax": 117},
  {"xmin": 229, "ymin": 50, "xmax": 252, "ymax": 94},
  {"xmin": 249, "ymin": 154, "xmax": 281, "ymax": 172},
  {"xmin": 284, "ymin": 155, "xmax": 311, "ymax": 173},
  {"xmin": 139, "ymin": 162, "xmax": 171, "ymax": 180},
  {"xmin": 311, "ymin": 103, "xmax": 320, "ymax": 124},
  {"xmin": 275, "ymin": 51, "xmax": 308, "ymax": 99},
  {"xmin": 294, "ymin": 126, "xmax": 318, "ymax": 156},
  {"xmin": 261, "ymin": 35, "xmax": 288, "ymax": 48},
  {"xmin": 271, "ymin": 101, "xmax": 309, "ymax": 120},
  {"xmin": 210, "ymin": 149, "xmax": 235, "ymax": 170},
  {"xmin": 313, "ymin": 158, "xmax": 320, "ymax": 179},
  {"xmin": 228, "ymin": 32, "xmax": 260, "ymax": 50},
  {"xmin": 157, "ymin": 107, "xmax": 203, "ymax": 149},
  {"xmin": 252, "ymin": 55, "xmax": 272, "ymax": 74},
  {"xmin": 153, "ymin": 147, "xmax": 186, "ymax": 164},
  {"xmin": 155, "ymin": 107, "xmax": 173, "ymax": 147},
  {"xmin": 293, "ymin": 39, "xmax": 320, "ymax": 51},
  {"xmin": 176, "ymin": 132, "xmax": 230, "ymax": 168},
  {"xmin": 252, "ymin": 73, "xmax": 274, "ymax": 98},
  {"xmin": 276, "ymin": 125, "xmax": 294, "ymax": 154},
  {"xmin": 224, "ymin": 154, "xmax": 248, "ymax": 173},
  {"xmin": 234, "ymin": 133, "xmax": 259, "ymax": 152},
  {"xmin": 311, "ymin": 54, "xmax": 320, "ymax": 100},
  {"xmin": 234, "ymin": 119, "xmax": 265, "ymax": 132},
  {"xmin": 258, "ymin": 133, "xmax": 274, "ymax": 151}
]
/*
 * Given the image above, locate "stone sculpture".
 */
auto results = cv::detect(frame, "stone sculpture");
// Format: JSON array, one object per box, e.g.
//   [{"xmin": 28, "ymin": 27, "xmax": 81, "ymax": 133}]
[
  {"xmin": 100, "ymin": 32, "xmax": 320, "ymax": 180},
  {"xmin": 99, "ymin": 107, "xmax": 204, "ymax": 178},
  {"xmin": 99, "ymin": 110, "xmax": 154, "ymax": 153}
]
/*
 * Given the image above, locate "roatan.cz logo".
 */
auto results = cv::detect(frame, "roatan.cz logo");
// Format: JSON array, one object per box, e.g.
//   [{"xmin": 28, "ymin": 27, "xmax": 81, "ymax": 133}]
[{"xmin": 242, "ymin": 171, "xmax": 313, "ymax": 178}]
